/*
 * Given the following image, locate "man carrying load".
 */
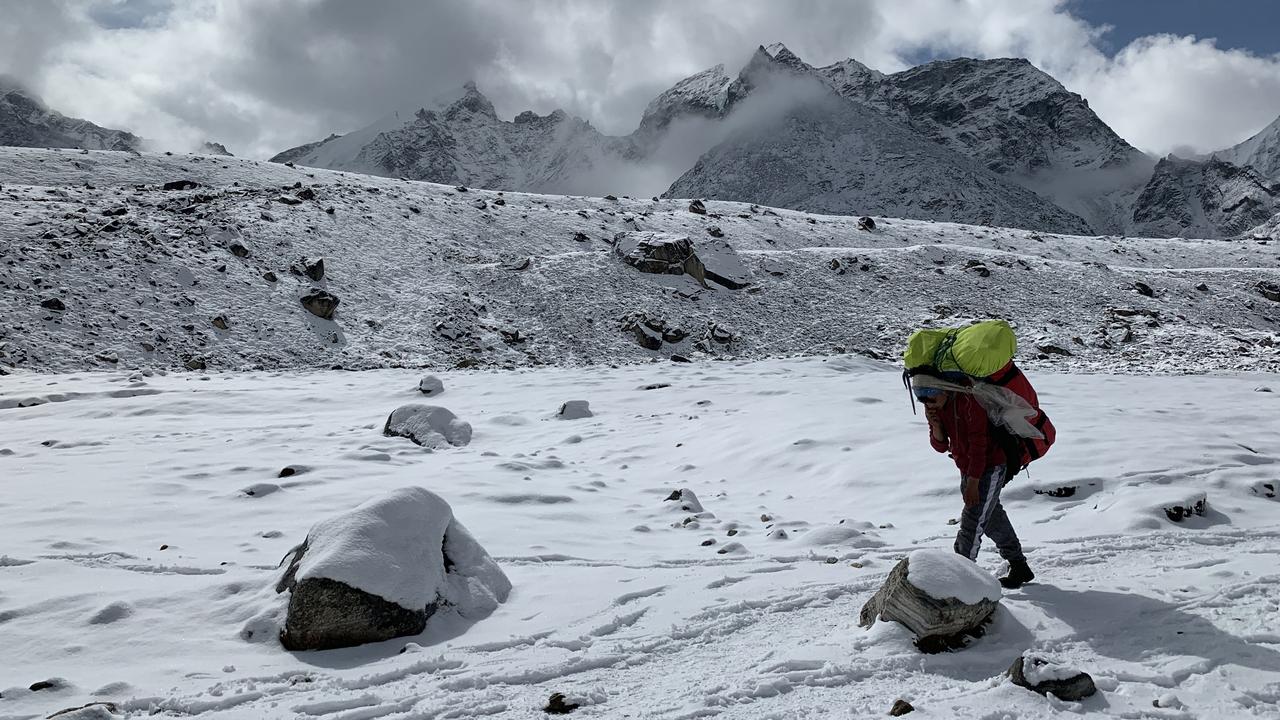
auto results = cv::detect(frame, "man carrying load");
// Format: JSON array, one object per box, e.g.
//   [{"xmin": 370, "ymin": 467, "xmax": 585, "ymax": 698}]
[{"xmin": 902, "ymin": 320, "xmax": 1055, "ymax": 590}]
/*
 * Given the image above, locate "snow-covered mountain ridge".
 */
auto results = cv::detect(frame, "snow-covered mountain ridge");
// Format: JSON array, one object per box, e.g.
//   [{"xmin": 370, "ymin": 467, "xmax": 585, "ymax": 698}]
[
  {"xmin": 0, "ymin": 78, "xmax": 142, "ymax": 152},
  {"xmin": 2, "ymin": 147, "xmax": 1278, "ymax": 376}
]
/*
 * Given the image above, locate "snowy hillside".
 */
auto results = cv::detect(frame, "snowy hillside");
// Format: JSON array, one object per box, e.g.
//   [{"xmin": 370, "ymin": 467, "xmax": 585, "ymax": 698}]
[
  {"xmin": 1219, "ymin": 113, "xmax": 1280, "ymax": 181},
  {"xmin": 2, "ymin": 360, "xmax": 1279, "ymax": 718},
  {"xmin": 0, "ymin": 79, "xmax": 142, "ymax": 152},
  {"xmin": 1130, "ymin": 155, "xmax": 1280, "ymax": 239},
  {"xmin": 3, "ymin": 146, "xmax": 1280, "ymax": 376}
]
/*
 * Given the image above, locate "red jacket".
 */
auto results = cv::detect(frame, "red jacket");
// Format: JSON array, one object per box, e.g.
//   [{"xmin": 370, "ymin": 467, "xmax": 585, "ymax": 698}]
[{"xmin": 929, "ymin": 393, "xmax": 1006, "ymax": 478}]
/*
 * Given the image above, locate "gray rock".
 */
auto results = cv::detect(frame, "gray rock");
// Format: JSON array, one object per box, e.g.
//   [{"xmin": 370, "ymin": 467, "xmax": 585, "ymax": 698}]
[
  {"xmin": 279, "ymin": 570, "xmax": 430, "ymax": 652},
  {"xmin": 859, "ymin": 555, "xmax": 998, "ymax": 653},
  {"xmin": 858, "ymin": 216, "xmax": 876, "ymax": 231},
  {"xmin": 889, "ymin": 699, "xmax": 914, "ymax": 716},
  {"xmin": 1258, "ymin": 281, "xmax": 1280, "ymax": 302},
  {"xmin": 698, "ymin": 237, "xmax": 751, "ymax": 289},
  {"xmin": 301, "ymin": 257, "xmax": 325, "ymax": 282},
  {"xmin": 41, "ymin": 296, "xmax": 66, "ymax": 311},
  {"xmin": 613, "ymin": 231, "xmax": 709, "ymax": 288},
  {"xmin": 215, "ymin": 228, "xmax": 250, "ymax": 258},
  {"xmin": 558, "ymin": 400, "xmax": 592, "ymax": 420},
  {"xmin": 418, "ymin": 375, "xmax": 445, "ymax": 396},
  {"xmin": 383, "ymin": 405, "xmax": 472, "ymax": 447},
  {"xmin": 1164, "ymin": 494, "xmax": 1207, "ymax": 522},
  {"xmin": 301, "ymin": 289, "xmax": 340, "ymax": 320},
  {"xmin": 1009, "ymin": 654, "xmax": 1097, "ymax": 701}
]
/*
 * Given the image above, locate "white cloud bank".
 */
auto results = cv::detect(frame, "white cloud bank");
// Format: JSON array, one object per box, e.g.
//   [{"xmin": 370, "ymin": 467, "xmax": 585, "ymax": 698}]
[{"xmin": 2, "ymin": 0, "xmax": 1279, "ymax": 159}]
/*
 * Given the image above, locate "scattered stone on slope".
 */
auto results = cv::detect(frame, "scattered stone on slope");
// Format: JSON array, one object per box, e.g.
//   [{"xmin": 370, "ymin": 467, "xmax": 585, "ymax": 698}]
[
  {"xmin": 215, "ymin": 228, "xmax": 250, "ymax": 258},
  {"xmin": 1164, "ymin": 493, "xmax": 1207, "ymax": 522},
  {"xmin": 211, "ymin": 314, "xmax": 229, "ymax": 330},
  {"xmin": 573, "ymin": 232, "xmax": 590, "ymax": 242},
  {"xmin": 965, "ymin": 260, "xmax": 990, "ymax": 277},
  {"xmin": 296, "ymin": 186, "xmax": 316, "ymax": 201},
  {"xmin": 275, "ymin": 487, "xmax": 510, "ymax": 651},
  {"xmin": 665, "ymin": 488, "xmax": 704, "ymax": 513},
  {"xmin": 383, "ymin": 405, "xmax": 472, "ymax": 447},
  {"xmin": 1134, "ymin": 281, "xmax": 1154, "ymax": 297},
  {"xmin": 40, "ymin": 297, "xmax": 66, "ymax": 311},
  {"xmin": 47, "ymin": 701, "xmax": 122, "ymax": 719},
  {"xmin": 1008, "ymin": 654, "xmax": 1097, "ymax": 701},
  {"xmin": 262, "ymin": 271, "xmax": 278, "ymax": 282},
  {"xmin": 859, "ymin": 550, "xmax": 1000, "ymax": 653},
  {"xmin": 544, "ymin": 692, "xmax": 581, "ymax": 715},
  {"xmin": 1258, "ymin": 281, "xmax": 1280, "ymax": 302},
  {"xmin": 613, "ymin": 231, "xmax": 709, "ymax": 288},
  {"xmin": 1037, "ymin": 344, "xmax": 1072, "ymax": 357},
  {"xmin": 706, "ymin": 225, "xmax": 724, "ymax": 238},
  {"xmin": 688, "ymin": 199, "xmax": 707, "ymax": 215},
  {"xmin": 162, "ymin": 180, "xmax": 200, "ymax": 191},
  {"xmin": 418, "ymin": 375, "xmax": 445, "ymax": 396},
  {"xmin": 623, "ymin": 317, "xmax": 664, "ymax": 350},
  {"xmin": 300, "ymin": 289, "xmax": 339, "ymax": 320},
  {"xmin": 296, "ymin": 256, "xmax": 325, "ymax": 281},
  {"xmin": 698, "ymin": 237, "xmax": 751, "ymax": 289},
  {"xmin": 889, "ymin": 699, "xmax": 915, "ymax": 716},
  {"xmin": 558, "ymin": 400, "xmax": 593, "ymax": 420},
  {"xmin": 857, "ymin": 216, "xmax": 876, "ymax": 231}
]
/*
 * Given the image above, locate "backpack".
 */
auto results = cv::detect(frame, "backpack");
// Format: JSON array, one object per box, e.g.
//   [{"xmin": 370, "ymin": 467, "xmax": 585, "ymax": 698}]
[{"xmin": 902, "ymin": 320, "xmax": 1056, "ymax": 475}]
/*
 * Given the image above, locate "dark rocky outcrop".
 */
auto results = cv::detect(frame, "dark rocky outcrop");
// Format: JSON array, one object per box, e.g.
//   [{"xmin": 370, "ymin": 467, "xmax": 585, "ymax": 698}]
[
  {"xmin": 300, "ymin": 289, "xmax": 340, "ymax": 320},
  {"xmin": 1009, "ymin": 654, "xmax": 1097, "ymax": 701}
]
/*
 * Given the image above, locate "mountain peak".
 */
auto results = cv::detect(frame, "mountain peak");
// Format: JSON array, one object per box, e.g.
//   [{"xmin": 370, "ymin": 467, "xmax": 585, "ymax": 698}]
[
  {"xmin": 1218, "ymin": 112, "xmax": 1280, "ymax": 181},
  {"xmin": 445, "ymin": 81, "xmax": 496, "ymax": 120}
]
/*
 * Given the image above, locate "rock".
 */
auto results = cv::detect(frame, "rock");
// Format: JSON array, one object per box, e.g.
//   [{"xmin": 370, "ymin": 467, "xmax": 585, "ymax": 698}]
[
  {"xmin": 1164, "ymin": 493, "xmax": 1207, "ymax": 522},
  {"xmin": 670, "ymin": 354, "xmax": 692, "ymax": 363},
  {"xmin": 418, "ymin": 375, "xmax": 444, "ymax": 396},
  {"xmin": 1009, "ymin": 654, "xmax": 1097, "ymax": 701},
  {"xmin": 965, "ymin": 260, "xmax": 991, "ymax": 277},
  {"xmin": 29, "ymin": 678, "xmax": 64, "ymax": 691},
  {"xmin": 1258, "ymin": 281, "xmax": 1280, "ymax": 302},
  {"xmin": 688, "ymin": 199, "xmax": 707, "ymax": 215},
  {"xmin": 889, "ymin": 699, "xmax": 914, "ymax": 716},
  {"xmin": 383, "ymin": 405, "xmax": 472, "ymax": 447},
  {"xmin": 301, "ymin": 289, "xmax": 340, "ymax": 320},
  {"xmin": 41, "ymin": 296, "xmax": 66, "ymax": 311},
  {"xmin": 1195, "ymin": 282, "xmax": 1209, "ymax": 292},
  {"xmin": 101, "ymin": 206, "xmax": 128, "ymax": 216},
  {"xmin": 263, "ymin": 271, "xmax": 278, "ymax": 282},
  {"xmin": 275, "ymin": 487, "xmax": 510, "ymax": 651},
  {"xmin": 858, "ymin": 549, "xmax": 1000, "ymax": 653},
  {"xmin": 278, "ymin": 465, "xmax": 305, "ymax": 478},
  {"xmin": 277, "ymin": 195, "xmax": 303, "ymax": 206},
  {"xmin": 300, "ymin": 257, "xmax": 325, "ymax": 281},
  {"xmin": 857, "ymin": 216, "xmax": 876, "ymax": 231},
  {"xmin": 604, "ymin": 194, "xmax": 618, "ymax": 201},
  {"xmin": 1034, "ymin": 486, "xmax": 1077, "ymax": 498},
  {"xmin": 544, "ymin": 692, "xmax": 580, "ymax": 715},
  {"xmin": 613, "ymin": 231, "xmax": 709, "ymax": 288},
  {"xmin": 492, "ymin": 197, "xmax": 505, "ymax": 206},
  {"xmin": 573, "ymin": 232, "xmax": 589, "ymax": 242},
  {"xmin": 698, "ymin": 237, "xmax": 751, "ymax": 289},
  {"xmin": 47, "ymin": 702, "xmax": 120, "ymax": 719},
  {"xmin": 1037, "ymin": 344, "xmax": 1072, "ymax": 356},
  {"xmin": 211, "ymin": 314, "xmax": 229, "ymax": 330},
  {"xmin": 629, "ymin": 322, "xmax": 664, "ymax": 350},
  {"xmin": 705, "ymin": 225, "xmax": 724, "ymax": 238},
  {"xmin": 665, "ymin": 488, "xmax": 703, "ymax": 513},
  {"xmin": 162, "ymin": 180, "xmax": 201, "ymax": 191},
  {"xmin": 216, "ymin": 228, "xmax": 250, "ymax": 258},
  {"xmin": 297, "ymin": 187, "xmax": 316, "ymax": 201},
  {"xmin": 558, "ymin": 400, "xmax": 593, "ymax": 420},
  {"xmin": 1134, "ymin": 281, "xmax": 1154, "ymax": 297}
]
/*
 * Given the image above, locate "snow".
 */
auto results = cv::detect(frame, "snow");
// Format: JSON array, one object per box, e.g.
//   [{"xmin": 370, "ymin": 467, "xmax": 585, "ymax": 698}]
[
  {"xmin": 291, "ymin": 486, "xmax": 510, "ymax": 613},
  {"xmin": 906, "ymin": 548, "xmax": 1002, "ymax": 604},
  {"xmin": 3, "ymin": 359, "xmax": 1280, "ymax": 718}
]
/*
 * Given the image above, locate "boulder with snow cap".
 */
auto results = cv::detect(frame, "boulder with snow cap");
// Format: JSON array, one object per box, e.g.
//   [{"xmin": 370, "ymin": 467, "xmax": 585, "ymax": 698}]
[
  {"xmin": 418, "ymin": 375, "xmax": 445, "ymax": 396},
  {"xmin": 1009, "ymin": 653, "xmax": 1097, "ymax": 701},
  {"xmin": 276, "ymin": 487, "xmax": 511, "ymax": 651},
  {"xmin": 558, "ymin": 400, "xmax": 592, "ymax": 420},
  {"xmin": 383, "ymin": 404, "xmax": 472, "ymax": 447},
  {"xmin": 859, "ymin": 549, "xmax": 1000, "ymax": 652}
]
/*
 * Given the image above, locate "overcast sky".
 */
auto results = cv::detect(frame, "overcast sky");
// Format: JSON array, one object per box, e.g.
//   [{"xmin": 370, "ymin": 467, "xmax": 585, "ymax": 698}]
[{"xmin": 3, "ymin": 0, "xmax": 1279, "ymax": 159}]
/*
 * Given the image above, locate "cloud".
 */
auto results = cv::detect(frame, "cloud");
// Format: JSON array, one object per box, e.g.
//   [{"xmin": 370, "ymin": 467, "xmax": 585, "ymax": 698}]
[{"xmin": 4, "ymin": 0, "xmax": 1280, "ymax": 159}]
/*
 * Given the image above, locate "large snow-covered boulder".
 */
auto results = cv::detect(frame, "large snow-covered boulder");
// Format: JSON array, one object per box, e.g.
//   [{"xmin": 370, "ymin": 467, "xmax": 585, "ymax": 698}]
[
  {"xmin": 384, "ymin": 404, "xmax": 472, "ymax": 447},
  {"xmin": 613, "ymin": 231, "xmax": 709, "ymax": 288},
  {"xmin": 418, "ymin": 375, "xmax": 445, "ymax": 396},
  {"xmin": 276, "ymin": 487, "xmax": 510, "ymax": 650},
  {"xmin": 859, "ymin": 549, "xmax": 1001, "ymax": 652}
]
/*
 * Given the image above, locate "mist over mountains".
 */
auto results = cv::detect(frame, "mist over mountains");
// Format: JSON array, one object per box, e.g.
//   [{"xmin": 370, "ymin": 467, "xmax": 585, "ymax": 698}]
[{"xmin": 3, "ymin": 45, "xmax": 1279, "ymax": 238}]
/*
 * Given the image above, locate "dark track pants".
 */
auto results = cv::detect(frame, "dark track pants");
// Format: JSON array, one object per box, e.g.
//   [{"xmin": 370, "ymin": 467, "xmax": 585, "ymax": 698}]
[{"xmin": 954, "ymin": 465, "xmax": 1026, "ymax": 565}]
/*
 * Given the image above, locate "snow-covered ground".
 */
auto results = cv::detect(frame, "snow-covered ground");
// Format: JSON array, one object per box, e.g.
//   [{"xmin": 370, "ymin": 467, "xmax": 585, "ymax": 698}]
[
  {"xmin": 2, "ymin": 358, "xmax": 1279, "ymax": 719},
  {"xmin": 3, "ymin": 147, "xmax": 1279, "ymax": 376}
]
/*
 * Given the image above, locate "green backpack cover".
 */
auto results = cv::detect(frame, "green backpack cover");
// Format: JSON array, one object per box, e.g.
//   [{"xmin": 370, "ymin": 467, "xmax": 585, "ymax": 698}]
[{"xmin": 903, "ymin": 320, "xmax": 1017, "ymax": 378}]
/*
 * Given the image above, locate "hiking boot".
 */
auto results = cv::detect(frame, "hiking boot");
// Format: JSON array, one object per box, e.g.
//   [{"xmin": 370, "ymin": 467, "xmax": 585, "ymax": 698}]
[{"xmin": 1000, "ymin": 561, "xmax": 1035, "ymax": 589}]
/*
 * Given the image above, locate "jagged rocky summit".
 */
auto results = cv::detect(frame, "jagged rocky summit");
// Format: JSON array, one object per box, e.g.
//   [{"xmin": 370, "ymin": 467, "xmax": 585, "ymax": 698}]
[{"xmin": 0, "ymin": 76, "xmax": 142, "ymax": 152}]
